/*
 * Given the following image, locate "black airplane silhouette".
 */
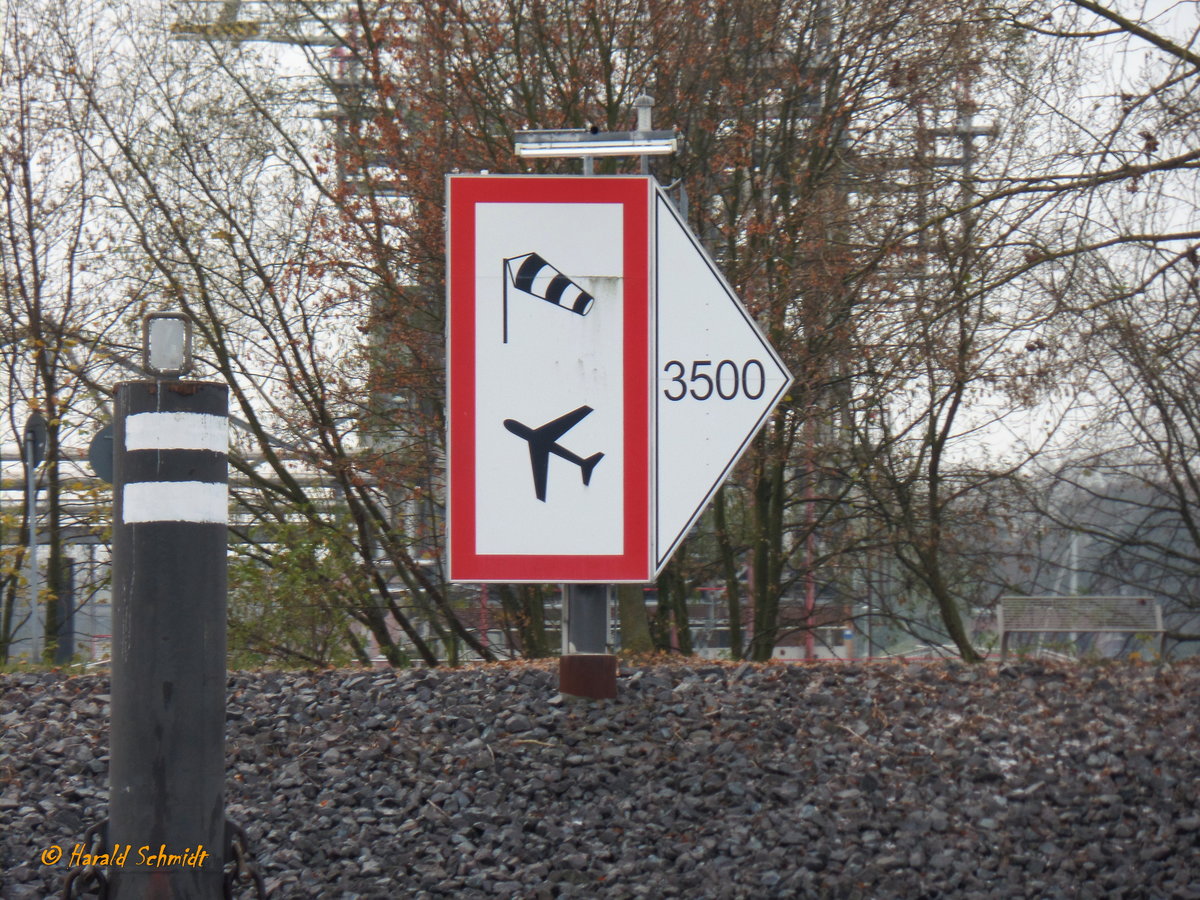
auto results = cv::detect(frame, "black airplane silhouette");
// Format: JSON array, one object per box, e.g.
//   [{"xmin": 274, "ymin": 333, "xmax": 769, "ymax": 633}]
[{"xmin": 503, "ymin": 405, "xmax": 604, "ymax": 502}]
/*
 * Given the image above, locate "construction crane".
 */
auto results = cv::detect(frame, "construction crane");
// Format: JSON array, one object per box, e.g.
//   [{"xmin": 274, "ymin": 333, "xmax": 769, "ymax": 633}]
[{"xmin": 169, "ymin": 0, "xmax": 345, "ymax": 45}]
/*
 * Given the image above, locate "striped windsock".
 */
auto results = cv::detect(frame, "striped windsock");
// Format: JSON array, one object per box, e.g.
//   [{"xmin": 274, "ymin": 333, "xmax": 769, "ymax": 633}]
[{"xmin": 504, "ymin": 252, "xmax": 595, "ymax": 316}]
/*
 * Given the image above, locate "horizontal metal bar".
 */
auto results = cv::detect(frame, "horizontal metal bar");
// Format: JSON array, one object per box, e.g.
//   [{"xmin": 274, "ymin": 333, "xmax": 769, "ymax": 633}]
[
  {"xmin": 1000, "ymin": 627, "xmax": 1162, "ymax": 633},
  {"xmin": 514, "ymin": 129, "xmax": 677, "ymax": 158}
]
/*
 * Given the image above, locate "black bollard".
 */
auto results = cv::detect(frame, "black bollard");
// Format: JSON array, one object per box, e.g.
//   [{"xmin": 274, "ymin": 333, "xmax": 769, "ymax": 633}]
[{"xmin": 108, "ymin": 380, "xmax": 228, "ymax": 899}]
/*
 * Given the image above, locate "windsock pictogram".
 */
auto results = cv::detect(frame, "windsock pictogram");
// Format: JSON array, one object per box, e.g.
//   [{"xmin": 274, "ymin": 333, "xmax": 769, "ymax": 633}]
[{"xmin": 505, "ymin": 252, "xmax": 595, "ymax": 316}]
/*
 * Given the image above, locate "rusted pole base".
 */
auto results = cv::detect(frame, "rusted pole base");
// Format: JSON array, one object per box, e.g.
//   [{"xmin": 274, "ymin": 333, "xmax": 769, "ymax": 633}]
[{"xmin": 559, "ymin": 653, "xmax": 618, "ymax": 700}]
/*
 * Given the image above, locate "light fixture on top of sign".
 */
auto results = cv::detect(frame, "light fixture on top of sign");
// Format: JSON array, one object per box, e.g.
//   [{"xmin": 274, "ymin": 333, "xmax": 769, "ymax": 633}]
[
  {"xmin": 513, "ymin": 128, "xmax": 677, "ymax": 159},
  {"xmin": 143, "ymin": 311, "xmax": 194, "ymax": 378}
]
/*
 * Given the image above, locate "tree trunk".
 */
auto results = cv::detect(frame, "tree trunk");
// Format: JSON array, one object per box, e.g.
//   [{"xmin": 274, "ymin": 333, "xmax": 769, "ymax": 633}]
[
  {"xmin": 43, "ymin": 417, "xmax": 65, "ymax": 664},
  {"xmin": 923, "ymin": 549, "xmax": 982, "ymax": 662},
  {"xmin": 617, "ymin": 584, "xmax": 654, "ymax": 655},
  {"xmin": 713, "ymin": 487, "xmax": 744, "ymax": 659},
  {"xmin": 749, "ymin": 453, "xmax": 787, "ymax": 662},
  {"xmin": 495, "ymin": 584, "xmax": 552, "ymax": 658}
]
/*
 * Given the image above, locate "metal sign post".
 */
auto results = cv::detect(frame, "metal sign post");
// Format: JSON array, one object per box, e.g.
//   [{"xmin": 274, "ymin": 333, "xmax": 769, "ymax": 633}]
[
  {"xmin": 559, "ymin": 583, "xmax": 617, "ymax": 698},
  {"xmin": 446, "ymin": 99, "xmax": 791, "ymax": 698}
]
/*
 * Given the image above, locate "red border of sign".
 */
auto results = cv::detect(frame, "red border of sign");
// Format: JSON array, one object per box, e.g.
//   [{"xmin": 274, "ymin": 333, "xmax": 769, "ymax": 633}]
[{"xmin": 447, "ymin": 175, "xmax": 651, "ymax": 582}]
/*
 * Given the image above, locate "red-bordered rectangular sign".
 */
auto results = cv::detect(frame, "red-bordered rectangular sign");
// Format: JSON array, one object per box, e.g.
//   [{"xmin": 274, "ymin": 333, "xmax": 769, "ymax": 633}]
[{"xmin": 446, "ymin": 175, "xmax": 652, "ymax": 582}]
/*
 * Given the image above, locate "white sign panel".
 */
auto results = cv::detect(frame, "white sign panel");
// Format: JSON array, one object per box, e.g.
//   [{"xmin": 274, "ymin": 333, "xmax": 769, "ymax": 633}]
[
  {"xmin": 473, "ymin": 202, "xmax": 625, "ymax": 555},
  {"xmin": 447, "ymin": 176, "xmax": 652, "ymax": 583}
]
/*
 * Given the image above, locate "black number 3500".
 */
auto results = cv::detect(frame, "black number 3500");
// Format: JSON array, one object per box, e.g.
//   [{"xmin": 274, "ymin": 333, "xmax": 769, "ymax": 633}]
[{"xmin": 663, "ymin": 359, "xmax": 766, "ymax": 401}]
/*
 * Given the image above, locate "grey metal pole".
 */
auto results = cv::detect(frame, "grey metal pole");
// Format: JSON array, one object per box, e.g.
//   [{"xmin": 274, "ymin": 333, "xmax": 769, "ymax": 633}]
[
  {"xmin": 108, "ymin": 379, "xmax": 228, "ymax": 899},
  {"xmin": 635, "ymin": 95, "xmax": 654, "ymax": 176},
  {"xmin": 556, "ymin": 131, "xmax": 631, "ymax": 700},
  {"xmin": 510, "ymin": 98, "xmax": 672, "ymax": 699},
  {"xmin": 564, "ymin": 584, "xmax": 609, "ymax": 653},
  {"xmin": 559, "ymin": 583, "xmax": 616, "ymax": 699},
  {"xmin": 26, "ymin": 433, "xmax": 40, "ymax": 661}
]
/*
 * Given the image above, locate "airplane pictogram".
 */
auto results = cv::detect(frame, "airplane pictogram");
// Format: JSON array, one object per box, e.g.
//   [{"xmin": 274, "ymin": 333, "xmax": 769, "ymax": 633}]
[{"xmin": 503, "ymin": 405, "xmax": 604, "ymax": 502}]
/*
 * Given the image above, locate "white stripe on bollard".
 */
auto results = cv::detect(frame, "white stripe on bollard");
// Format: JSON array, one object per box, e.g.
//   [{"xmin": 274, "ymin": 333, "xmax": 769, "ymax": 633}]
[
  {"xmin": 122, "ymin": 481, "xmax": 228, "ymax": 524},
  {"xmin": 124, "ymin": 412, "xmax": 228, "ymax": 453}
]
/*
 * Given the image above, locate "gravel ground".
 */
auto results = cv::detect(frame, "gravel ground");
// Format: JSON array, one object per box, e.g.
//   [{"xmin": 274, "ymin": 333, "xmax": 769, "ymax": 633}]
[{"xmin": 3, "ymin": 659, "xmax": 1200, "ymax": 899}]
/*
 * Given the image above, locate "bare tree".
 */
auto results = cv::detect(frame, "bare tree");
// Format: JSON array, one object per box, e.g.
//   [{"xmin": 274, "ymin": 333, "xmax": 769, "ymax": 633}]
[
  {"xmin": 22, "ymin": 0, "xmax": 1194, "ymax": 669},
  {"xmin": 0, "ymin": 0, "xmax": 121, "ymax": 662},
  {"xmin": 343, "ymin": 0, "xmax": 1050, "ymax": 661},
  {"xmin": 997, "ymin": 0, "xmax": 1200, "ymax": 655},
  {"xmin": 42, "ymin": 0, "xmax": 496, "ymax": 667}
]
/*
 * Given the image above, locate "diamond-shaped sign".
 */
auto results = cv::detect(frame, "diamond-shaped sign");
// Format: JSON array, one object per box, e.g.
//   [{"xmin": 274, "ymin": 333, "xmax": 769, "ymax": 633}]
[{"xmin": 653, "ymin": 192, "xmax": 792, "ymax": 569}]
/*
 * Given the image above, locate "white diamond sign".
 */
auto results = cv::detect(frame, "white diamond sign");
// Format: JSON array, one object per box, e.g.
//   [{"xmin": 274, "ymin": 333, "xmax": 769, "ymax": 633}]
[
  {"xmin": 447, "ymin": 175, "xmax": 791, "ymax": 582},
  {"xmin": 653, "ymin": 191, "xmax": 792, "ymax": 569}
]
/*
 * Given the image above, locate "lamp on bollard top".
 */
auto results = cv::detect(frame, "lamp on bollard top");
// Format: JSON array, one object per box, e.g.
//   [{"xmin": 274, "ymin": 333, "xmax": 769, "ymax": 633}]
[
  {"xmin": 142, "ymin": 311, "xmax": 195, "ymax": 377},
  {"xmin": 63, "ymin": 311, "xmax": 264, "ymax": 899}
]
